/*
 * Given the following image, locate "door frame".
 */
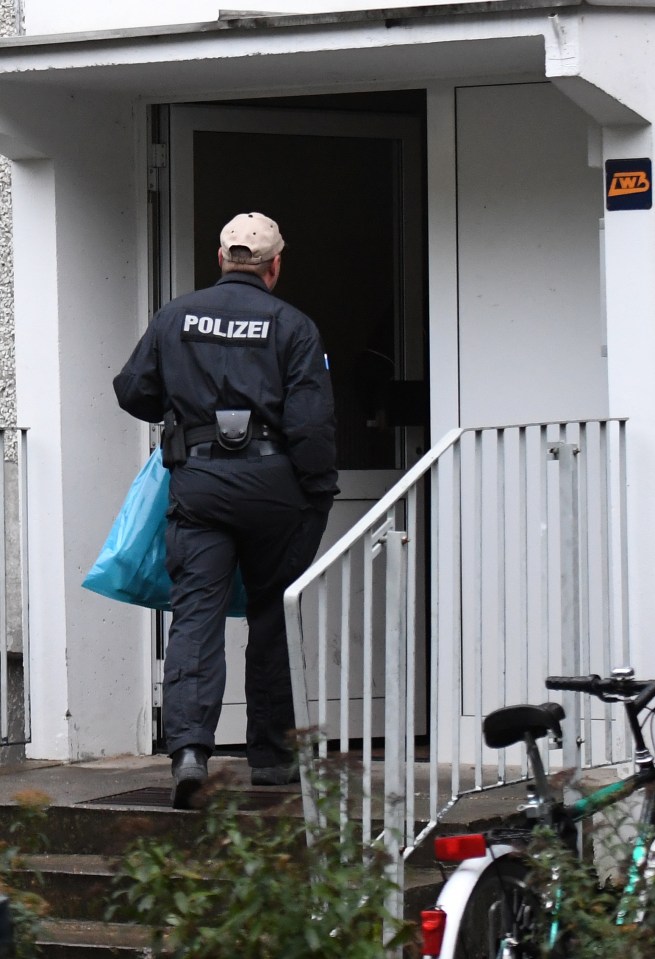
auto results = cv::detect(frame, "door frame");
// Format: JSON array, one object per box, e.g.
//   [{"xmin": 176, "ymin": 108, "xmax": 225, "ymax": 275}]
[{"xmin": 150, "ymin": 99, "xmax": 428, "ymax": 747}]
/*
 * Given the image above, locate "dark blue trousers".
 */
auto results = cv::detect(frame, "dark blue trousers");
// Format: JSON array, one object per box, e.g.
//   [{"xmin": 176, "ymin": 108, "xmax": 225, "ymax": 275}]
[{"xmin": 163, "ymin": 451, "xmax": 327, "ymax": 767}]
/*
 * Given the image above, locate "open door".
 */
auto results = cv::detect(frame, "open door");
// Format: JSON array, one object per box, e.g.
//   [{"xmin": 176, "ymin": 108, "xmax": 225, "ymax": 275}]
[{"xmin": 155, "ymin": 101, "xmax": 425, "ymax": 744}]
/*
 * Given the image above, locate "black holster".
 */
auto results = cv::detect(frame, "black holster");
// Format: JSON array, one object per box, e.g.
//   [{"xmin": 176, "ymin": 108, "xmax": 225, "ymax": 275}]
[
  {"xmin": 161, "ymin": 410, "xmax": 187, "ymax": 468},
  {"xmin": 215, "ymin": 409, "xmax": 252, "ymax": 450}
]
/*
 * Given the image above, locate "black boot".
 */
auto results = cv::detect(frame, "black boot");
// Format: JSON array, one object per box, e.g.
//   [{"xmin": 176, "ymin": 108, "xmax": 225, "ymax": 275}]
[
  {"xmin": 171, "ymin": 745, "xmax": 209, "ymax": 809},
  {"xmin": 251, "ymin": 762, "xmax": 299, "ymax": 786}
]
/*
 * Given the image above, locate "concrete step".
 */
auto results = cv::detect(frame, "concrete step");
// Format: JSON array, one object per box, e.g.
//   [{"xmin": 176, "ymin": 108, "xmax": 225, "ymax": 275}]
[
  {"xmin": 14, "ymin": 855, "xmax": 115, "ymax": 922},
  {"xmin": 35, "ymin": 919, "xmax": 151, "ymax": 958},
  {"xmin": 2, "ymin": 799, "xmax": 302, "ymax": 955},
  {"xmin": 14, "ymin": 852, "xmax": 445, "ymax": 925},
  {"xmin": 0, "ymin": 768, "xmax": 530, "ymax": 957},
  {"xmin": 18, "ymin": 855, "xmax": 441, "ymax": 953},
  {"xmin": 24, "ymin": 859, "xmax": 443, "ymax": 953},
  {"xmin": 403, "ymin": 865, "xmax": 443, "ymax": 921},
  {"xmin": 0, "ymin": 803, "xmax": 196, "ymax": 856},
  {"xmin": 0, "ymin": 754, "xmax": 542, "ymax": 958},
  {"xmin": 0, "ymin": 797, "xmax": 303, "ymax": 856},
  {"xmin": 6, "ymin": 822, "xmax": 446, "ymax": 952},
  {"xmin": 22, "ymin": 853, "xmax": 446, "ymax": 922}
]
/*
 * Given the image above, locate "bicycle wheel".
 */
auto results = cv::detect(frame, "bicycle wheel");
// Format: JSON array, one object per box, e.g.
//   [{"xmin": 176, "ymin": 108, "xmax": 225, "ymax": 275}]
[{"xmin": 453, "ymin": 858, "xmax": 541, "ymax": 959}]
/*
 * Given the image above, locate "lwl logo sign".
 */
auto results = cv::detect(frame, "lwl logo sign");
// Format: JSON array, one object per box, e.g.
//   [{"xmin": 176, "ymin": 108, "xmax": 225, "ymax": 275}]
[{"xmin": 606, "ymin": 158, "xmax": 652, "ymax": 210}]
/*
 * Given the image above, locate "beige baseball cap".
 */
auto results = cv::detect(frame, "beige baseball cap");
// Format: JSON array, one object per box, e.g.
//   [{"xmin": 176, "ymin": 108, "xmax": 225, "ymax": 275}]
[{"xmin": 220, "ymin": 212, "xmax": 285, "ymax": 264}]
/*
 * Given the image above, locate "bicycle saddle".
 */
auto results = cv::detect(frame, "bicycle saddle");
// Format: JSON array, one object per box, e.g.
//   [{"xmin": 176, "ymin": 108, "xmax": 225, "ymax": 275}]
[{"xmin": 483, "ymin": 702, "xmax": 565, "ymax": 749}]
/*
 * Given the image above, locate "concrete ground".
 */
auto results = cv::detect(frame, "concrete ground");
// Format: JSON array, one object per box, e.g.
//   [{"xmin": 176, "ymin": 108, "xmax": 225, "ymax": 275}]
[
  {"xmin": 0, "ymin": 755, "xmax": 544, "ymax": 823},
  {"xmin": 0, "ymin": 752, "xmax": 620, "ymax": 825},
  {"xmin": 0, "ymin": 753, "xmax": 249, "ymax": 807}
]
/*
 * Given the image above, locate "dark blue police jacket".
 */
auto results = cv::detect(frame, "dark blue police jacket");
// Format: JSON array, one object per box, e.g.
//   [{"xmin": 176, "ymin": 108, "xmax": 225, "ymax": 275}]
[{"xmin": 113, "ymin": 272, "xmax": 339, "ymax": 504}]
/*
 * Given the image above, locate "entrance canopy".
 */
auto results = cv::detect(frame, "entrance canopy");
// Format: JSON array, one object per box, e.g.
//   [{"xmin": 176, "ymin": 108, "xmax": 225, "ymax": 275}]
[{"xmin": 0, "ymin": 3, "xmax": 645, "ymax": 120}]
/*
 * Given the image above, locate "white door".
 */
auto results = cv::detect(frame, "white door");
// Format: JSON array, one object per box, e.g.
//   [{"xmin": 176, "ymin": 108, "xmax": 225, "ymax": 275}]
[{"xmin": 158, "ymin": 103, "xmax": 425, "ymax": 744}]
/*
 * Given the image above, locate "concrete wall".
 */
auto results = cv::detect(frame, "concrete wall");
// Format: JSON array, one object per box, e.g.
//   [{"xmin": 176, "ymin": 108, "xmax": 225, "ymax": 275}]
[
  {"xmin": 0, "ymin": 0, "xmax": 16, "ymax": 431},
  {"xmin": 5, "ymin": 84, "xmax": 153, "ymax": 759},
  {"xmin": 24, "ymin": 0, "xmax": 217, "ymax": 34},
  {"xmin": 549, "ymin": 11, "xmax": 655, "ymax": 680},
  {"xmin": 22, "ymin": 0, "xmax": 462, "ymax": 35},
  {"xmin": 602, "ymin": 121, "xmax": 655, "ymax": 682},
  {"xmin": 0, "ymin": 0, "xmax": 25, "ymax": 763}
]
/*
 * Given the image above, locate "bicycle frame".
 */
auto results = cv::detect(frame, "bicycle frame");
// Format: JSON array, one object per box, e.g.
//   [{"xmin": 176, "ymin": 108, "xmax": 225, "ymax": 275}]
[
  {"xmin": 424, "ymin": 672, "xmax": 655, "ymax": 959},
  {"xmin": 538, "ymin": 773, "xmax": 655, "ymax": 948},
  {"xmin": 551, "ymin": 695, "xmax": 655, "ymax": 938}
]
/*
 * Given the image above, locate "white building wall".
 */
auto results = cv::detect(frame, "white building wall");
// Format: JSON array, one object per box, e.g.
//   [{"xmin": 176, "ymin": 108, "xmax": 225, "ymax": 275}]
[
  {"xmin": 545, "ymin": 9, "xmax": 655, "ymax": 680},
  {"xmin": 13, "ymin": 158, "xmax": 68, "ymax": 758},
  {"xmin": 56, "ymin": 90, "xmax": 152, "ymax": 759},
  {"xmin": 426, "ymin": 84, "xmax": 459, "ymax": 443},
  {"xmin": 6, "ymin": 85, "xmax": 152, "ymax": 759},
  {"xmin": 22, "ymin": 0, "xmax": 487, "ymax": 36},
  {"xmin": 24, "ymin": 1, "xmax": 219, "ymax": 35},
  {"xmin": 602, "ymin": 123, "xmax": 655, "ymax": 682},
  {"xmin": 455, "ymin": 82, "xmax": 607, "ymax": 427}
]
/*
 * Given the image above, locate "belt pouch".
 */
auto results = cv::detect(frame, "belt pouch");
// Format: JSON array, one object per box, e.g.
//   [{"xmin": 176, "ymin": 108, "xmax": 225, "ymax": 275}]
[
  {"xmin": 162, "ymin": 411, "xmax": 188, "ymax": 467},
  {"xmin": 215, "ymin": 410, "xmax": 252, "ymax": 450}
]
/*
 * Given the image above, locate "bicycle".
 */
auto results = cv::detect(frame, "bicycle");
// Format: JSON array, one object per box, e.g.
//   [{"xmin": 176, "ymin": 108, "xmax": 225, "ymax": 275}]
[{"xmin": 419, "ymin": 667, "xmax": 655, "ymax": 959}]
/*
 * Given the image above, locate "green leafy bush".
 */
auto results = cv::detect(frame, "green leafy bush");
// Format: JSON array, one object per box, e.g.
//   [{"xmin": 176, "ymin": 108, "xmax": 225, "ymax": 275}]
[
  {"xmin": 0, "ymin": 790, "xmax": 50, "ymax": 958},
  {"xmin": 526, "ymin": 820, "xmax": 655, "ymax": 958},
  {"xmin": 109, "ymin": 760, "xmax": 417, "ymax": 958}
]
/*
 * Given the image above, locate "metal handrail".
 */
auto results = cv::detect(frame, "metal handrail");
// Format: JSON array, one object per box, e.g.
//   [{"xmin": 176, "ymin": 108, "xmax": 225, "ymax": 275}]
[
  {"xmin": 284, "ymin": 417, "xmax": 629, "ymax": 929},
  {"xmin": 285, "ymin": 428, "xmax": 463, "ymax": 603},
  {"xmin": 284, "ymin": 428, "xmax": 462, "ymax": 839},
  {"xmin": 0, "ymin": 426, "xmax": 30, "ymax": 747}
]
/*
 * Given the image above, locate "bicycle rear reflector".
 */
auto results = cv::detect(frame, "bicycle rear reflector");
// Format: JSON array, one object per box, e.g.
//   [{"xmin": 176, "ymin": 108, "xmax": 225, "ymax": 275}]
[
  {"xmin": 420, "ymin": 907, "xmax": 446, "ymax": 956},
  {"xmin": 434, "ymin": 834, "xmax": 487, "ymax": 861}
]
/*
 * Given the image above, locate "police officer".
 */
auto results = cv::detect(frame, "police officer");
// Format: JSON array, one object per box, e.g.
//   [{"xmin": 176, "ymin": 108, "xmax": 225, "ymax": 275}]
[{"xmin": 113, "ymin": 212, "xmax": 338, "ymax": 808}]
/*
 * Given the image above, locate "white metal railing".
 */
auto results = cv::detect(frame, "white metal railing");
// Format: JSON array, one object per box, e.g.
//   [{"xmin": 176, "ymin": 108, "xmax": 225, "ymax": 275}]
[
  {"xmin": 0, "ymin": 427, "xmax": 30, "ymax": 746},
  {"xmin": 284, "ymin": 418, "xmax": 629, "ymax": 915}
]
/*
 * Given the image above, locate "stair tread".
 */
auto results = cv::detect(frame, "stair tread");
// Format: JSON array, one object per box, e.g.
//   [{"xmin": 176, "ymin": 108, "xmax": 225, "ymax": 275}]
[
  {"xmin": 37, "ymin": 919, "xmax": 152, "ymax": 948},
  {"xmin": 18, "ymin": 854, "xmax": 115, "ymax": 876},
  {"xmin": 403, "ymin": 864, "xmax": 440, "ymax": 889}
]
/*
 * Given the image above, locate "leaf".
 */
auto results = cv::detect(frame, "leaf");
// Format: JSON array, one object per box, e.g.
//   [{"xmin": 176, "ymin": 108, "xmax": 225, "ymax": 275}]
[{"xmin": 173, "ymin": 891, "xmax": 188, "ymax": 913}]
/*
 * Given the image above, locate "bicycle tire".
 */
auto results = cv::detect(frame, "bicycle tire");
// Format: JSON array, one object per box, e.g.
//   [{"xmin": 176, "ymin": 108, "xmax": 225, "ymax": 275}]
[{"xmin": 453, "ymin": 857, "xmax": 541, "ymax": 959}]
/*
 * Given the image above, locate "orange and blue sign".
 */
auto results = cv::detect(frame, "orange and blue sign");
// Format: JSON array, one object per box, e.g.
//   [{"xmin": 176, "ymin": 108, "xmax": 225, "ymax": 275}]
[{"xmin": 605, "ymin": 158, "xmax": 652, "ymax": 211}]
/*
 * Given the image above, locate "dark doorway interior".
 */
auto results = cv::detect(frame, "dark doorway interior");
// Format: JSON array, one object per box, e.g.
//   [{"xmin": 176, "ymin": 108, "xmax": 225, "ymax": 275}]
[{"xmin": 190, "ymin": 90, "xmax": 427, "ymax": 471}]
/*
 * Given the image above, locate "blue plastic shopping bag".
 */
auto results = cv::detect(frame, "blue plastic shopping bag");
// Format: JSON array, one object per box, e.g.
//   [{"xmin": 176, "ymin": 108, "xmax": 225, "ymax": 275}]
[
  {"xmin": 82, "ymin": 447, "xmax": 173, "ymax": 610},
  {"xmin": 83, "ymin": 447, "xmax": 246, "ymax": 615}
]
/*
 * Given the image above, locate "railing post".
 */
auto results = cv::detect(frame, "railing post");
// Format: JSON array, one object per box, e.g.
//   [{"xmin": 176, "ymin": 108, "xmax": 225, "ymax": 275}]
[
  {"xmin": 550, "ymin": 441, "xmax": 582, "ymax": 780},
  {"xmin": 0, "ymin": 427, "xmax": 30, "ymax": 747},
  {"xmin": 384, "ymin": 530, "xmax": 408, "ymax": 941},
  {"xmin": 0, "ymin": 429, "xmax": 6, "ymax": 742},
  {"xmin": 19, "ymin": 429, "xmax": 30, "ymax": 743}
]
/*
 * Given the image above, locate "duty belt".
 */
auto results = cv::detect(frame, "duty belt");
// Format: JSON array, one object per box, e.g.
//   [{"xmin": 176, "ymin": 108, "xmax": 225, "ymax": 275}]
[
  {"xmin": 162, "ymin": 409, "xmax": 284, "ymax": 467},
  {"xmin": 185, "ymin": 414, "xmax": 284, "ymax": 459},
  {"xmin": 185, "ymin": 422, "xmax": 281, "ymax": 448},
  {"xmin": 187, "ymin": 439, "xmax": 284, "ymax": 459}
]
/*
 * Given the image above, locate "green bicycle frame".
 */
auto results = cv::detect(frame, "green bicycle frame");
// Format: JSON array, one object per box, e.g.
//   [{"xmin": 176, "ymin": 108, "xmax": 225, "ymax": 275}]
[{"xmin": 543, "ymin": 770, "xmax": 655, "ymax": 948}]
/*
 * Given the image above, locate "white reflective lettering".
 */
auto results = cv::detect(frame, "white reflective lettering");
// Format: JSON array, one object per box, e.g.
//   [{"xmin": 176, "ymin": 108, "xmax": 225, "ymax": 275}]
[
  {"xmin": 233, "ymin": 320, "xmax": 248, "ymax": 338},
  {"xmin": 184, "ymin": 313, "xmax": 270, "ymax": 340}
]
